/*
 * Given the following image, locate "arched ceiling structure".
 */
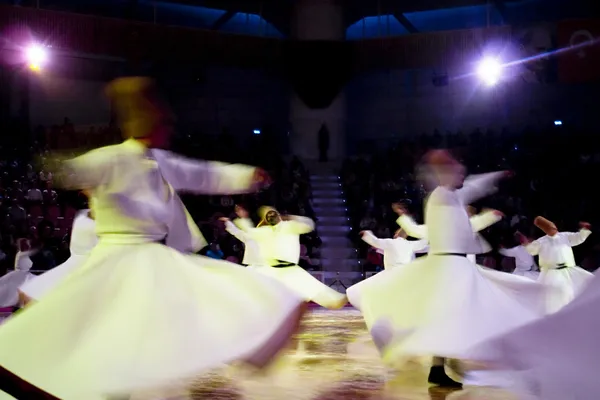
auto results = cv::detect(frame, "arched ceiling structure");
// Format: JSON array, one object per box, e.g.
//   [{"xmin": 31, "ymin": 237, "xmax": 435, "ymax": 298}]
[{"xmin": 3, "ymin": 0, "xmax": 597, "ymax": 38}]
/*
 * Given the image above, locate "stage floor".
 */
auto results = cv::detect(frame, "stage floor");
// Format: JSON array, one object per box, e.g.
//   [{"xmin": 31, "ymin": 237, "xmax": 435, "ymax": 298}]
[{"xmin": 135, "ymin": 308, "xmax": 517, "ymax": 400}]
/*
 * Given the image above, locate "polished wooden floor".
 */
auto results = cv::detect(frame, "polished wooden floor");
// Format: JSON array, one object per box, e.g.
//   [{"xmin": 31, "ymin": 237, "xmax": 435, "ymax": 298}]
[{"xmin": 132, "ymin": 309, "xmax": 518, "ymax": 400}]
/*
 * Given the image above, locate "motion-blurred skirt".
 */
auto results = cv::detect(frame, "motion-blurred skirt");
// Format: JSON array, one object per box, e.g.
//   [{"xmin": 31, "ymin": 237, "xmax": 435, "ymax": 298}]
[
  {"xmin": 0, "ymin": 241, "xmax": 306, "ymax": 399},
  {"xmin": 249, "ymin": 265, "xmax": 346, "ymax": 309},
  {"xmin": 20, "ymin": 254, "xmax": 88, "ymax": 301},
  {"xmin": 347, "ymin": 254, "xmax": 550, "ymax": 364}
]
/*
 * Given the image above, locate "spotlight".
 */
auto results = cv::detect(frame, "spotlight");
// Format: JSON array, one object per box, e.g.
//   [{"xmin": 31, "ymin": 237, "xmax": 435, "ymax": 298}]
[
  {"xmin": 476, "ymin": 57, "xmax": 501, "ymax": 86},
  {"xmin": 25, "ymin": 45, "xmax": 47, "ymax": 71}
]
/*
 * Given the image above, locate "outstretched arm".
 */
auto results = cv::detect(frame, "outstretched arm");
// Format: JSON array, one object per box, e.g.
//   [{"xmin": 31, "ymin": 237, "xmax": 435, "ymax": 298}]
[
  {"xmin": 562, "ymin": 228, "xmax": 592, "ymax": 247},
  {"xmin": 396, "ymin": 215, "xmax": 428, "ymax": 239},
  {"xmin": 499, "ymin": 246, "xmax": 519, "ymax": 257},
  {"xmin": 361, "ymin": 231, "xmax": 387, "ymax": 250},
  {"xmin": 222, "ymin": 219, "xmax": 251, "ymax": 243},
  {"xmin": 456, "ymin": 171, "xmax": 507, "ymax": 205},
  {"xmin": 411, "ymin": 239, "xmax": 429, "ymax": 253},
  {"xmin": 470, "ymin": 210, "xmax": 503, "ymax": 232},
  {"xmin": 153, "ymin": 150, "xmax": 265, "ymax": 194},
  {"xmin": 282, "ymin": 216, "xmax": 315, "ymax": 234},
  {"xmin": 52, "ymin": 148, "xmax": 112, "ymax": 190}
]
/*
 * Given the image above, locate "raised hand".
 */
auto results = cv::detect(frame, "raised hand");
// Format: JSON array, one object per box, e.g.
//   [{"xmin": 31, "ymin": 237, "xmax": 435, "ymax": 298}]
[
  {"xmin": 580, "ymin": 221, "xmax": 592, "ymax": 230},
  {"xmin": 391, "ymin": 202, "xmax": 407, "ymax": 216},
  {"xmin": 235, "ymin": 205, "xmax": 249, "ymax": 219},
  {"xmin": 515, "ymin": 231, "xmax": 531, "ymax": 245},
  {"xmin": 218, "ymin": 217, "xmax": 230, "ymax": 222},
  {"xmin": 251, "ymin": 168, "xmax": 272, "ymax": 191}
]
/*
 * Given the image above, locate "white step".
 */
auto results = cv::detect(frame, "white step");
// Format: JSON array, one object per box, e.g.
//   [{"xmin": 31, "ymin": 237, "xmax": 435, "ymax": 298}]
[
  {"xmin": 312, "ymin": 189, "xmax": 343, "ymax": 197},
  {"xmin": 320, "ymin": 258, "xmax": 358, "ymax": 270},
  {"xmin": 320, "ymin": 247, "xmax": 358, "ymax": 259},
  {"xmin": 317, "ymin": 216, "xmax": 350, "ymax": 226},
  {"xmin": 320, "ymin": 236, "xmax": 353, "ymax": 247},
  {"xmin": 319, "ymin": 225, "xmax": 351, "ymax": 235},
  {"xmin": 310, "ymin": 175, "xmax": 338, "ymax": 182},
  {"xmin": 314, "ymin": 207, "xmax": 346, "ymax": 217},
  {"xmin": 311, "ymin": 182, "xmax": 342, "ymax": 190},
  {"xmin": 312, "ymin": 197, "xmax": 346, "ymax": 206}
]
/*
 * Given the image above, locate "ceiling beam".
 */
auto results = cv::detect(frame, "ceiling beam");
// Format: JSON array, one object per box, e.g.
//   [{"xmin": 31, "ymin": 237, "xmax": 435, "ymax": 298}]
[
  {"xmin": 492, "ymin": 0, "xmax": 509, "ymax": 24},
  {"xmin": 210, "ymin": 10, "xmax": 236, "ymax": 30},
  {"xmin": 393, "ymin": 13, "xmax": 418, "ymax": 33}
]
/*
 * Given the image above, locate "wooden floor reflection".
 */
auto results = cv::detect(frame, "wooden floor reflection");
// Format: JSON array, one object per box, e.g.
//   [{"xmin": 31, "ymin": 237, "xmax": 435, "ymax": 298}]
[{"xmin": 134, "ymin": 309, "xmax": 517, "ymax": 400}]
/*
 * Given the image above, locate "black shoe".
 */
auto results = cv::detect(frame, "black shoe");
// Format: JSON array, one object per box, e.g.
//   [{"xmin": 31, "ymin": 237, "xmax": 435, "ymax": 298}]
[{"xmin": 428, "ymin": 365, "xmax": 463, "ymax": 388}]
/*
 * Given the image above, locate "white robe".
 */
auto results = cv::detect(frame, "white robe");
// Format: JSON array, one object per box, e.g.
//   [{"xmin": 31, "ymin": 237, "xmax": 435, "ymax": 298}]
[
  {"xmin": 465, "ymin": 271, "xmax": 600, "ymax": 399},
  {"xmin": 346, "ymin": 172, "xmax": 548, "ymax": 364},
  {"xmin": 20, "ymin": 210, "xmax": 98, "ymax": 301},
  {"xmin": 397, "ymin": 210, "xmax": 503, "ymax": 263},
  {"xmin": 361, "ymin": 231, "xmax": 428, "ymax": 269},
  {"xmin": 525, "ymin": 229, "xmax": 592, "ymax": 314},
  {"xmin": 224, "ymin": 220, "xmax": 267, "ymax": 266},
  {"xmin": 234, "ymin": 216, "xmax": 347, "ymax": 308},
  {"xmin": 499, "ymin": 245, "xmax": 539, "ymax": 280},
  {"xmin": 0, "ymin": 138, "xmax": 305, "ymax": 399},
  {"xmin": 0, "ymin": 250, "xmax": 37, "ymax": 308}
]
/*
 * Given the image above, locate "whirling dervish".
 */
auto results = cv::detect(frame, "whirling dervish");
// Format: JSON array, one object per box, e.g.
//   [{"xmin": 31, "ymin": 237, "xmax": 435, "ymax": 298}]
[
  {"xmin": 0, "ymin": 239, "xmax": 38, "ymax": 309},
  {"xmin": 0, "ymin": 77, "xmax": 306, "ymax": 400},
  {"xmin": 346, "ymin": 150, "xmax": 549, "ymax": 389},
  {"xmin": 220, "ymin": 205, "xmax": 267, "ymax": 268},
  {"xmin": 499, "ymin": 233, "xmax": 539, "ymax": 280},
  {"xmin": 394, "ymin": 203, "xmax": 504, "ymax": 263},
  {"xmin": 227, "ymin": 205, "xmax": 347, "ymax": 309},
  {"xmin": 19, "ymin": 194, "xmax": 97, "ymax": 305},
  {"xmin": 359, "ymin": 227, "xmax": 428, "ymax": 270},
  {"xmin": 519, "ymin": 216, "xmax": 592, "ymax": 314}
]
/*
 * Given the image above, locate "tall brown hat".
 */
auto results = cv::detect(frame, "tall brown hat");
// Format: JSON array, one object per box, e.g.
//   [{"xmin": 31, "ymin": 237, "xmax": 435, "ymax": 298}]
[
  {"xmin": 534, "ymin": 216, "xmax": 558, "ymax": 236},
  {"xmin": 105, "ymin": 77, "xmax": 171, "ymax": 139}
]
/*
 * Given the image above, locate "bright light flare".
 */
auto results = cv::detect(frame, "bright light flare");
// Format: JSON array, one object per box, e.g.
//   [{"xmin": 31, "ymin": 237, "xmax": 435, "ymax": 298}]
[
  {"xmin": 25, "ymin": 45, "xmax": 47, "ymax": 71},
  {"xmin": 476, "ymin": 57, "xmax": 502, "ymax": 86}
]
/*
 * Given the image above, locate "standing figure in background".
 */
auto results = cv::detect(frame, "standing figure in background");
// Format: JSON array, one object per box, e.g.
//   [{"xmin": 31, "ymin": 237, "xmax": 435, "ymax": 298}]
[
  {"xmin": 520, "ymin": 216, "xmax": 592, "ymax": 314},
  {"xmin": 318, "ymin": 123, "xmax": 329, "ymax": 162},
  {"xmin": 0, "ymin": 77, "xmax": 306, "ymax": 400},
  {"xmin": 233, "ymin": 205, "xmax": 347, "ymax": 309},
  {"xmin": 0, "ymin": 239, "xmax": 38, "ymax": 309},
  {"xmin": 19, "ymin": 198, "xmax": 97, "ymax": 306},
  {"xmin": 499, "ymin": 233, "xmax": 539, "ymax": 280},
  {"xmin": 360, "ymin": 227, "xmax": 428, "ymax": 270}
]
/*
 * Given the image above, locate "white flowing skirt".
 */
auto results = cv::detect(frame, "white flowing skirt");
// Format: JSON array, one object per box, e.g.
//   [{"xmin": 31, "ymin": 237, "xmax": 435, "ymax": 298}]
[
  {"xmin": 513, "ymin": 269, "xmax": 540, "ymax": 280},
  {"xmin": 0, "ymin": 272, "xmax": 35, "ymax": 308},
  {"xmin": 347, "ymin": 254, "xmax": 549, "ymax": 364},
  {"xmin": 20, "ymin": 254, "xmax": 88, "ymax": 301},
  {"xmin": 538, "ymin": 266, "xmax": 593, "ymax": 314},
  {"xmin": 464, "ymin": 271, "xmax": 600, "ymax": 400},
  {"xmin": 248, "ymin": 265, "xmax": 346, "ymax": 309},
  {"xmin": 0, "ymin": 241, "xmax": 306, "ymax": 399}
]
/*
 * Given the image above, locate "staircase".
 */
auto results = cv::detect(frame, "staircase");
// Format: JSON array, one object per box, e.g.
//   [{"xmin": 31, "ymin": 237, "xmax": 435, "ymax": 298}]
[{"xmin": 309, "ymin": 164, "xmax": 358, "ymax": 285}]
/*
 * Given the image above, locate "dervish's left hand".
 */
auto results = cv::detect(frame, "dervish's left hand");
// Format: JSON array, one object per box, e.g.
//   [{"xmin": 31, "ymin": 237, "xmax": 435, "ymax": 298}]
[
  {"xmin": 580, "ymin": 222, "xmax": 592, "ymax": 230},
  {"xmin": 251, "ymin": 168, "xmax": 272, "ymax": 191}
]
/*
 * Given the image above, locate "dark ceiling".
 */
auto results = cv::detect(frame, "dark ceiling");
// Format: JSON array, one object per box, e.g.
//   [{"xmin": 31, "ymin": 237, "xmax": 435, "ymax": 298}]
[{"xmin": 156, "ymin": 0, "xmax": 591, "ymax": 37}]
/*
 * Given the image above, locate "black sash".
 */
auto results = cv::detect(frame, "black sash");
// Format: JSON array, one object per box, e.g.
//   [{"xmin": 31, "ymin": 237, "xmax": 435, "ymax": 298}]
[
  {"xmin": 272, "ymin": 260, "xmax": 295, "ymax": 268},
  {"xmin": 556, "ymin": 264, "xmax": 568, "ymax": 270},
  {"xmin": 433, "ymin": 253, "xmax": 467, "ymax": 257}
]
